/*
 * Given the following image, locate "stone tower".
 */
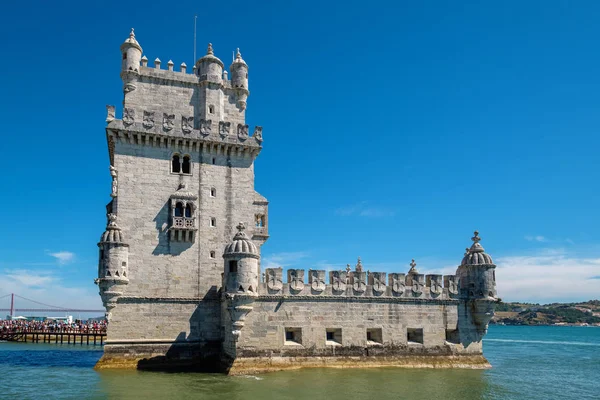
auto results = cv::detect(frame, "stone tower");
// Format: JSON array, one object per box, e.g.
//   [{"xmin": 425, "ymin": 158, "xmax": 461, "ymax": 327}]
[{"xmin": 96, "ymin": 29, "xmax": 268, "ymax": 368}]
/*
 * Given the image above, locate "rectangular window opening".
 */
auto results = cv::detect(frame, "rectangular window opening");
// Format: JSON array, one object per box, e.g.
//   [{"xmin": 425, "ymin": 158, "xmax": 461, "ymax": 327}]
[
  {"xmin": 285, "ymin": 328, "xmax": 302, "ymax": 345},
  {"xmin": 326, "ymin": 328, "xmax": 342, "ymax": 346},
  {"xmin": 407, "ymin": 328, "xmax": 424, "ymax": 344},
  {"xmin": 229, "ymin": 260, "xmax": 238, "ymax": 273},
  {"xmin": 366, "ymin": 328, "xmax": 383, "ymax": 345},
  {"xmin": 210, "ymin": 217, "xmax": 216, "ymax": 227}
]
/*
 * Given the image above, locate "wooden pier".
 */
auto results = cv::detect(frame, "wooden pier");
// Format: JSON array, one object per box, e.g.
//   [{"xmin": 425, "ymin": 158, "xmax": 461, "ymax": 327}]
[{"xmin": 0, "ymin": 329, "xmax": 105, "ymax": 346}]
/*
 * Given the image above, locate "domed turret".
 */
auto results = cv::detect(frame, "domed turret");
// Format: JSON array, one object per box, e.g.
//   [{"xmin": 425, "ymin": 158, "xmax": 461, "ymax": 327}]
[
  {"xmin": 120, "ymin": 28, "xmax": 142, "ymax": 73},
  {"xmin": 229, "ymin": 48, "xmax": 249, "ymax": 110},
  {"xmin": 223, "ymin": 222, "xmax": 259, "ymax": 294},
  {"xmin": 96, "ymin": 213, "xmax": 130, "ymax": 320},
  {"xmin": 195, "ymin": 43, "xmax": 223, "ymax": 84}
]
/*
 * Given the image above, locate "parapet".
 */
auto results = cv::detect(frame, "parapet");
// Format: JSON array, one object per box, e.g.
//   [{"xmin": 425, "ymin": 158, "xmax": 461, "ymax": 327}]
[{"xmin": 263, "ymin": 267, "xmax": 459, "ymax": 301}]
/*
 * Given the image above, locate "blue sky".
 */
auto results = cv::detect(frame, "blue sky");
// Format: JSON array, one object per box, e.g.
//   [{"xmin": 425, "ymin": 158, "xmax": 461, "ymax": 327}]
[{"xmin": 1, "ymin": 0, "xmax": 599, "ymax": 311}]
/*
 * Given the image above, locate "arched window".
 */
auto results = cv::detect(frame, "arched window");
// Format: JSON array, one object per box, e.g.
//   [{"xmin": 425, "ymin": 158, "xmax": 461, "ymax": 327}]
[
  {"xmin": 172, "ymin": 154, "xmax": 181, "ymax": 173},
  {"xmin": 210, "ymin": 188, "xmax": 216, "ymax": 197},
  {"xmin": 182, "ymin": 156, "xmax": 191, "ymax": 174},
  {"xmin": 185, "ymin": 204, "xmax": 192, "ymax": 218},
  {"xmin": 175, "ymin": 202, "xmax": 184, "ymax": 217}
]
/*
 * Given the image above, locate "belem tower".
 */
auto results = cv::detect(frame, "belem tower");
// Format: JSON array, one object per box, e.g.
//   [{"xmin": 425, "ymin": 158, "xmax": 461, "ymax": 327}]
[{"xmin": 95, "ymin": 29, "xmax": 499, "ymax": 374}]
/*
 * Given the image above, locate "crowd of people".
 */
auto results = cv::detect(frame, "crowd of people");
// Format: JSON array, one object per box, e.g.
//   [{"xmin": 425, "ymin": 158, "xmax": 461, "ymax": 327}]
[{"xmin": 0, "ymin": 319, "xmax": 107, "ymax": 334}]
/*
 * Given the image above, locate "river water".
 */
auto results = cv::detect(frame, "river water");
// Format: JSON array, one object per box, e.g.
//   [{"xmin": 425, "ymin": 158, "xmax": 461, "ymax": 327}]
[{"xmin": 0, "ymin": 325, "xmax": 598, "ymax": 400}]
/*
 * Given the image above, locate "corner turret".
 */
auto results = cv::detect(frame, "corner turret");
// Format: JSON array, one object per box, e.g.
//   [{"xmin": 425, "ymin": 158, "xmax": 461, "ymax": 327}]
[
  {"xmin": 229, "ymin": 48, "xmax": 249, "ymax": 110},
  {"xmin": 95, "ymin": 213, "xmax": 129, "ymax": 321},
  {"xmin": 456, "ymin": 231, "xmax": 498, "ymax": 334},
  {"xmin": 120, "ymin": 28, "xmax": 142, "ymax": 73},
  {"xmin": 223, "ymin": 222, "xmax": 260, "ymax": 294},
  {"xmin": 195, "ymin": 43, "xmax": 223, "ymax": 84}
]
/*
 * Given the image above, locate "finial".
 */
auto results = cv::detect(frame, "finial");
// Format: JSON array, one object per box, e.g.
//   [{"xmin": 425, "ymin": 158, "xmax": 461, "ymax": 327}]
[
  {"xmin": 355, "ymin": 257, "xmax": 363, "ymax": 272},
  {"xmin": 464, "ymin": 247, "xmax": 470, "ymax": 256},
  {"xmin": 236, "ymin": 48, "xmax": 242, "ymax": 60},
  {"xmin": 129, "ymin": 28, "xmax": 135, "ymax": 39},
  {"xmin": 472, "ymin": 231, "xmax": 481, "ymax": 243},
  {"xmin": 107, "ymin": 213, "xmax": 118, "ymax": 227},
  {"xmin": 346, "ymin": 264, "xmax": 351, "ymax": 273},
  {"xmin": 207, "ymin": 43, "xmax": 214, "ymax": 55},
  {"xmin": 410, "ymin": 259, "xmax": 416, "ymax": 268},
  {"xmin": 236, "ymin": 222, "xmax": 246, "ymax": 232}
]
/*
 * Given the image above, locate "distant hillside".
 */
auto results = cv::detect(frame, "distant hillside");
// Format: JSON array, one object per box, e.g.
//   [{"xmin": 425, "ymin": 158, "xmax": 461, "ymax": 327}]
[{"xmin": 492, "ymin": 300, "xmax": 600, "ymax": 326}]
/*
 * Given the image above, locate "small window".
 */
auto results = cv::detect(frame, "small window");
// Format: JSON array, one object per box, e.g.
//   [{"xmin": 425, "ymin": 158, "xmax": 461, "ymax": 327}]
[
  {"xmin": 407, "ymin": 328, "xmax": 424, "ymax": 344},
  {"xmin": 185, "ymin": 204, "xmax": 192, "ymax": 218},
  {"xmin": 285, "ymin": 328, "xmax": 302, "ymax": 345},
  {"xmin": 210, "ymin": 217, "xmax": 216, "ymax": 227},
  {"xmin": 326, "ymin": 328, "xmax": 342, "ymax": 346},
  {"xmin": 255, "ymin": 214, "xmax": 265, "ymax": 228},
  {"xmin": 210, "ymin": 188, "xmax": 216, "ymax": 197},
  {"xmin": 446, "ymin": 329, "xmax": 460, "ymax": 344},
  {"xmin": 212, "ymin": 157, "xmax": 216, "ymax": 165},
  {"xmin": 174, "ymin": 202, "xmax": 184, "ymax": 217},
  {"xmin": 229, "ymin": 260, "xmax": 238, "ymax": 273},
  {"xmin": 210, "ymin": 251, "xmax": 216, "ymax": 259},
  {"xmin": 121, "ymin": 262, "xmax": 127, "ymax": 267},
  {"xmin": 209, "ymin": 105, "xmax": 215, "ymax": 114},
  {"xmin": 122, "ymin": 53, "xmax": 127, "ymax": 60},
  {"xmin": 366, "ymin": 328, "xmax": 383, "ymax": 345},
  {"xmin": 172, "ymin": 155, "xmax": 181, "ymax": 173},
  {"xmin": 182, "ymin": 156, "xmax": 191, "ymax": 174}
]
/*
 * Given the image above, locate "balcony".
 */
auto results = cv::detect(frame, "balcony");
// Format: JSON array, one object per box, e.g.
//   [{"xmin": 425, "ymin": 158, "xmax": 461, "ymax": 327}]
[{"xmin": 172, "ymin": 216, "xmax": 197, "ymax": 230}]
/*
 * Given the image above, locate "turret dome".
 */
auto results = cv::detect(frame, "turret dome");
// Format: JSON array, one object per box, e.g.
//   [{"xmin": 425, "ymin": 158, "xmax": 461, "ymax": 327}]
[
  {"xmin": 99, "ymin": 214, "xmax": 128, "ymax": 245},
  {"xmin": 196, "ymin": 43, "xmax": 224, "ymax": 68},
  {"xmin": 461, "ymin": 231, "xmax": 493, "ymax": 265},
  {"xmin": 120, "ymin": 28, "xmax": 142, "ymax": 53},
  {"xmin": 230, "ymin": 48, "xmax": 248, "ymax": 68},
  {"xmin": 224, "ymin": 222, "xmax": 259, "ymax": 257}
]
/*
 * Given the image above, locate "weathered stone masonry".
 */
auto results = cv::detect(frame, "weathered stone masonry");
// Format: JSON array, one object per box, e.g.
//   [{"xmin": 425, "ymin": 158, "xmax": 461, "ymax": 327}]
[{"xmin": 95, "ymin": 29, "xmax": 498, "ymax": 374}]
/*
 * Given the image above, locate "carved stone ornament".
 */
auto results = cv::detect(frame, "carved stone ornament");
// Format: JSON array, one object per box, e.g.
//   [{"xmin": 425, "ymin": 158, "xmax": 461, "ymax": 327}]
[
  {"xmin": 237, "ymin": 124, "xmax": 249, "ymax": 141},
  {"xmin": 352, "ymin": 271, "xmax": 367, "ymax": 293},
  {"xmin": 446, "ymin": 276, "xmax": 459, "ymax": 295},
  {"xmin": 266, "ymin": 268, "xmax": 283, "ymax": 292},
  {"xmin": 123, "ymin": 108, "xmax": 135, "ymax": 126},
  {"xmin": 412, "ymin": 280, "xmax": 423, "ymax": 295},
  {"xmin": 106, "ymin": 105, "xmax": 115, "ymax": 122},
  {"xmin": 182, "ymin": 116, "xmax": 194, "ymax": 134},
  {"xmin": 288, "ymin": 269, "xmax": 305, "ymax": 293},
  {"xmin": 219, "ymin": 121, "xmax": 231, "ymax": 139},
  {"xmin": 253, "ymin": 126, "xmax": 263, "ymax": 143},
  {"xmin": 163, "ymin": 113, "xmax": 175, "ymax": 131},
  {"xmin": 429, "ymin": 276, "xmax": 443, "ymax": 295},
  {"xmin": 371, "ymin": 272, "xmax": 387, "ymax": 294},
  {"xmin": 200, "ymin": 119, "xmax": 212, "ymax": 136},
  {"xmin": 124, "ymin": 82, "xmax": 137, "ymax": 93},
  {"xmin": 309, "ymin": 270, "xmax": 326, "ymax": 293},
  {"xmin": 143, "ymin": 111, "xmax": 155, "ymax": 129},
  {"xmin": 390, "ymin": 273, "xmax": 406, "ymax": 295},
  {"xmin": 331, "ymin": 270, "xmax": 347, "ymax": 293},
  {"xmin": 109, "ymin": 165, "xmax": 118, "ymax": 198}
]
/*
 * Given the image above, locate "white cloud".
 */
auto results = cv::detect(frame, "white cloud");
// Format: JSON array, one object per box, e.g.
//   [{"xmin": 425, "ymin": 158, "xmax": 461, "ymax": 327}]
[
  {"xmin": 335, "ymin": 202, "xmax": 395, "ymax": 218},
  {"xmin": 48, "ymin": 251, "xmax": 75, "ymax": 265},
  {"xmin": 261, "ymin": 251, "xmax": 310, "ymax": 270},
  {"xmin": 494, "ymin": 249, "xmax": 600, "ymax": 303},
  {"xmin": 525, "ymin": 235, "xmax": 547, "ymax": 242},
  {"xmin": 5, "ymin": 270, "xmax": 55, "ymax": 287}
]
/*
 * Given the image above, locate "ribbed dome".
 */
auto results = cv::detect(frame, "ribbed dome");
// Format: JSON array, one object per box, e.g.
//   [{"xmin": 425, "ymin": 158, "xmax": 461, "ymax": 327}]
[
  {"xmin": 99, "ymin": 214, "xmax": 127, "ymax": 245},
  {"xmin": 461, "ymin": 231, "xmax": 494, "ymax": 266},
  {"xmin": 120, "ymin": 28, "xmax": 142, "ymax": 52},
  {"xmin": 197, "ymin": 43, "xmax": 224, "ymax": 68},
  {"xmin": 224, "ymin": 222, "xmax": 259, "ymax": 257}
]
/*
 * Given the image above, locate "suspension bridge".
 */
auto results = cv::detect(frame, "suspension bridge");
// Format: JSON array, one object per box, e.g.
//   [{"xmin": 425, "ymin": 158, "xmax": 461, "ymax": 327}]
[{"xmin": 0, "ymin": 293, "xmax": 105, "ymax": 317}]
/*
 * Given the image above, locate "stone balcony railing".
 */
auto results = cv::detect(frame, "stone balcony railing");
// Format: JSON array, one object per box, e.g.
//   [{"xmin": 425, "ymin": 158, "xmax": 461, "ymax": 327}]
[{"xmin": 171, "ymin": 217, "xmax": 196, "ymax": 230}]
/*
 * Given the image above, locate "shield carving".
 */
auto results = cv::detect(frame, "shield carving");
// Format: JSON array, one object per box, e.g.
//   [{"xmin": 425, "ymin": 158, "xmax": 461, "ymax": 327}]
[
  {"xmin": 182, "ymin": 116, "xmax": 194, "ymax": 133},
  {"xmin": 237, "ymin": 124, "xmax": 249, "ymax": 140},
  {"xmin": 412, "ymin": 274, "xmax": 424, "ymax": 295},
  {"xmin": 370, "ymin": 272, "xmax": 387, "ymax": 294},
  {"xmin": 123, "ymin": 108, "xmax": 135, "ymax": 126},
  {"xmin": 427, "ymin": 275, "xmax": 443, "ymax": 296},
  {"xmin": 143, "ymin": 111, "xmax": 155, "ymax": 129},
  {"xmin": 330, "ymin": 270, "xmax": 347, "ymax": 293},
  {"xmin": 219, "ymin": 121, "xmax": 231, "ymax": 139},
  {"xmin": 266, "ymin": 268, "xmax": 282, "ymax": 292},
  {"xmin": 352, "ymin": 271, "xmax": 367, "ymax": 293},
  {"xmin": 287, "ymin": 269, "xmax": 305, "ymax": 292},
  {"xmin": 309, "ymin": 270, "xmax": 326, "ymax": 293},
  {"xmin": 200, "ymin": 119, "xmax": 211, "ymax": 136},
  {"xmin": 445, "ymin": 275, "xmax": 459, "ymax": 295},
  {"xmin": 254, "ymin": 126, "xmax": 263, "ymax": 143},
  {"xmin": 163, "ymin": 113, "xmax": 175, "ymax": 131},
  {"xmin": 389, "ymin": 273, "xmax": 406, "ymax": 295}
]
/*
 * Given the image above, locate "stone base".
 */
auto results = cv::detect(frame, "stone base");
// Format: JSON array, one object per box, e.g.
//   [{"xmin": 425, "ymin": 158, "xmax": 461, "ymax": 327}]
[
  {"xmin": 226, "ymin": 354, "xmax": 491, "ymax": 375},
  {"xmin": 95, "ymin": 341, "xmax": 222, "ymax": 372}
]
